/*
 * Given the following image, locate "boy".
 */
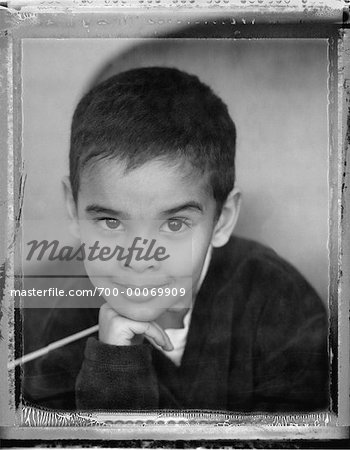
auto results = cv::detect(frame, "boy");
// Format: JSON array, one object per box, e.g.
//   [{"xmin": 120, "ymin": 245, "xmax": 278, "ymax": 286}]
[{"xmin": 23, "ymin": 67, "xmax": 329, "ymax": 412}]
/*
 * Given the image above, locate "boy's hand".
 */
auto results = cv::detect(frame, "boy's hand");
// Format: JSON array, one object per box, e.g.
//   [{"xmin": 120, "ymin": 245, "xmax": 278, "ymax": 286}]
[{"xmin": 98, "ymin": 303, "xmax": 174, "ymax": 352}]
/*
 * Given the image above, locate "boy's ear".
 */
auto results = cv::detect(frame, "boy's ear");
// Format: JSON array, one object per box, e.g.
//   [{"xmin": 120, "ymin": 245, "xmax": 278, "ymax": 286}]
[
  {"xmin": 211, "ymin": 187, "xmax": 241, "ymax": 248},
  {"xmin": 62, "ymin": 176, "xmax": 80, "ymax": 240}
]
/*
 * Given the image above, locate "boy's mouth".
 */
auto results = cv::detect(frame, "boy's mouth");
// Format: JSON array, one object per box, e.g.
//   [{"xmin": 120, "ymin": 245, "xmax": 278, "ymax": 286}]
[{"xmin": 113, "ymin": 281, "xmax": 169, "ymax": 290}]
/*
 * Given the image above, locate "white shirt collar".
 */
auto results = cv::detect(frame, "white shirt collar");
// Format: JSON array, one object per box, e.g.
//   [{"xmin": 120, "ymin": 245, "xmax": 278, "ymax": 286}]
[{"xmin": 153, "ymin": 245, "xmax": 213, "ymax": 366}]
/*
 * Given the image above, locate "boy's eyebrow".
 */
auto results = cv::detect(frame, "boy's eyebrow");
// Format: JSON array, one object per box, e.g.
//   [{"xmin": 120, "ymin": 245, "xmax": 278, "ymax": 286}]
[
  {"xmin": 85, "ymin": 205, "xmax": 128, "ymax": 218},
  {"xmin": 85, "ymin": 202, "xmax": 204, "ymax": 217},
  {"xmin": 161, "ymin": 201, "xmax": 204, "ymax": 216}
]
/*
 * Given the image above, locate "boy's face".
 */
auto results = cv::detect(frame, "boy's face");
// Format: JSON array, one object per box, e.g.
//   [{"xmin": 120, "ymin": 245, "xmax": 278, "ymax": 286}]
[{"xmin": 67, "ymin": 158, "xmax": 239, "ymax": 323}]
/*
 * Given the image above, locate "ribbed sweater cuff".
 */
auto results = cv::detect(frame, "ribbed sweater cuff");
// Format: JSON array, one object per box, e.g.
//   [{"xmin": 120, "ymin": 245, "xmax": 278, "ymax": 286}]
[{"xmin": 84, "ymin": 337, "xmax": 152, "ymax": 368}]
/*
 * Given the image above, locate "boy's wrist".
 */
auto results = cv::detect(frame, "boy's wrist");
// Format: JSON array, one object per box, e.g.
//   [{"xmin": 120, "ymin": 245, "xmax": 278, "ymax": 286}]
[{"xmin": 98, "ymin": 334, "xmax": 144, "ymax": 346}]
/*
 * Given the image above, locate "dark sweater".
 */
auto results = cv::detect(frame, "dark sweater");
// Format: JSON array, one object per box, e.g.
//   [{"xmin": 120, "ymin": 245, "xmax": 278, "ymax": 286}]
[{"xmin": 23, "ymin": 236, "xmax": 329, "ymax": 412}]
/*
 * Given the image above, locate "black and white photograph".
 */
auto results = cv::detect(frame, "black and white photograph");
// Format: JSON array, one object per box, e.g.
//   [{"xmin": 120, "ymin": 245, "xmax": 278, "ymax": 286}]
[{"xmin": 0, "ymin": 3, "xmax": 349, "ymax": 446}]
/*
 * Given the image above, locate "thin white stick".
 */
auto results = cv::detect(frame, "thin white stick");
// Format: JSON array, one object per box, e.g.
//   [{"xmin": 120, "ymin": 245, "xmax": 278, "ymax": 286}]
[{"xmin": 7, "ymin": 324, "xmax": 99, "ymax": 370}]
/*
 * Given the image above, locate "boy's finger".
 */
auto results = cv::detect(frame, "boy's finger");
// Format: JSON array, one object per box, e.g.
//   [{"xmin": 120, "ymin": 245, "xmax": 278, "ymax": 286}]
[
  {"xmin": 142, "ymin": 322, "xmax": 173, "ymax": 352},
  {"xmin": 128, "ymin": 321, "xmax": 166, "ymax": 348},
  {"xmin": 144, "ymin": 334, "xmax": 158, "ymax": 348},
  {"xmin": 144, "ymin": 328, "xmax": 172, "ymax": 351},
  {"xmin": 149, "ymin": 321, "xmax": 174, "ymax": 351}
]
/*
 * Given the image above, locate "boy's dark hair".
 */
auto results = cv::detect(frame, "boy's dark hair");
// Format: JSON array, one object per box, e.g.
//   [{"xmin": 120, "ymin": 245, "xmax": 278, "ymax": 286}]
[{"xmin": 69, "ymin": 67, "xmax": 236, "ymax": 213}]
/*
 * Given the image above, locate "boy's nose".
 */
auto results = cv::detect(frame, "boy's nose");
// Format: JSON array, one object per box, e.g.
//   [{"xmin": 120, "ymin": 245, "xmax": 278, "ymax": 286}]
[
  {"xmin": 117, "ymin": 236, "xmax": 161, "ymax": 273},
  {"xmin": 123, "ymin": 257, "xmax": 158, "ymax": 273}
]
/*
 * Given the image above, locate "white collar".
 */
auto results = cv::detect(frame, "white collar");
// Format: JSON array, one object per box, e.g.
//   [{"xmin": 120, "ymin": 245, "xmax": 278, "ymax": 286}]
[{"xmin": 153, "ymin": 245, "xmax": 213, "ymax": 366}]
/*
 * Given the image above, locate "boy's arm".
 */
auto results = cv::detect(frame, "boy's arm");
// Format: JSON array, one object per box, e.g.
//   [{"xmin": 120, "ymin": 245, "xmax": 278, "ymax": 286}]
[
  {"xmin": 75, "ymin": 338, "xmax": 160, "ymax": 409},
  {"xmin": 75, "ymin": 303, "xmax": 174, "ymax": 410},
  {"xmin": 23, "ymin": 308, "xmax": 176, "ymax": 410}
]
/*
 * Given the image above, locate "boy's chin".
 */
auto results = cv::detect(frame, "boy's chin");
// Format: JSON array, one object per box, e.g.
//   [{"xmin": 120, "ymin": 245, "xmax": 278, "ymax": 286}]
[
  {"xmin": 107, "ymin": 302, "xmax": 165, "ymax": 323},
  {"xmin": 106, "ymin": 300, "xmax": 189, "ymax": 325}
]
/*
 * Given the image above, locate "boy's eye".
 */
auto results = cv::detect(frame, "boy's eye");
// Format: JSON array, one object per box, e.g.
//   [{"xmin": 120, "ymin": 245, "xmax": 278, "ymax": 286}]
[
  {"xmin": 99, "ymin": 218, "xmax": 123, "ymax": 230},
  {"xmin": 161, "ymin": 218, "xmax": 191, "ymax": 233}
]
